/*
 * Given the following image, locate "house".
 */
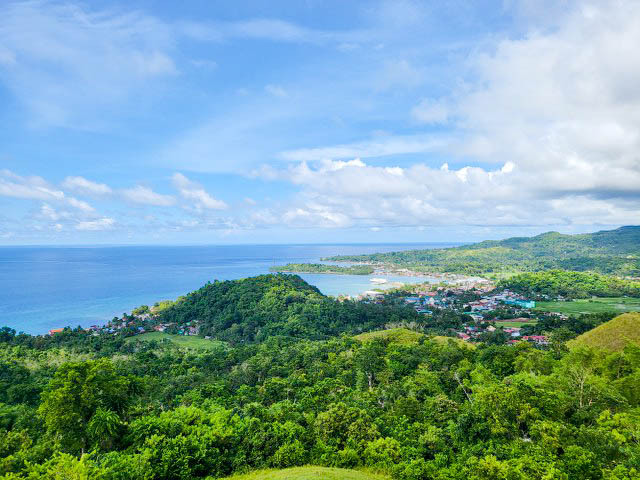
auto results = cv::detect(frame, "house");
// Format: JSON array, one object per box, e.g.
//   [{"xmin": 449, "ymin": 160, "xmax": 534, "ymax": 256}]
[
  {"xmin": 48, "ymin": 328, "xmax": 64, "ymax": 335},
  {"xmin": 457, "ymin": 332, "xmax": 471, "ymax": 341}
]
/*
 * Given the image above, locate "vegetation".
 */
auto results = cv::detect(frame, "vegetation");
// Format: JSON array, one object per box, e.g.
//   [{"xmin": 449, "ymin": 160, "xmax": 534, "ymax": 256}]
[
  {"xmin": 220, "ymin": 466, "xmax": 390, "ymax": 480},
  {"xmin": 157, "ymin": 274, "xmax": 422, "ymax": 345},
  {"xmin": 1, "ymin": 275, "xmax": 640, "ymax": 479},
  {"xmin": 270, "ymin": 264, "xmax": 375, "ymax": 275},
  {"xmin": 354, "ymin": 328, "xmax": 424, "ymax": 345},
  {"xmin": 125, "ymin": 332, "xmax": 227, "ymax": 351},
  {"xmin": 569, "ymin": 313, "xmax": 640, "ymax": 351},
  {"xmin": 536, "ymin": 297, "xmax": 640, "ymax": 315},
  {"xmin": 326, "ymin": 226, "xmax": 640, "ymax": 276},
  {"xmin": 499, "ymin": 270, "xmax": 640, "ymax": 299}
]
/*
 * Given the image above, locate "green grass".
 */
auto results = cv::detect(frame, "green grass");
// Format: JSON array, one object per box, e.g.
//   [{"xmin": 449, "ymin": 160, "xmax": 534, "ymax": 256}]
[
  {"xmin": 535, "ymin": 297, "xmax": 640, "ymax": 315},
  {"xmin": 217, "ymin": 466, "xmax": 390, "ymax": 480},
  {"xmin": 429, "ymin": 335, "xmax": 476, "ymax": 349},
  {"xmin": 568, "ymin": 313, "xmax": 640, "ymax": 352},
  {"xmin": 354, "ymin": 328, "xmax": 475, "ymax": 349},
  {"xmin": 125, "ymin": 332, "xmax": 226, "ymax": 350},
  {"xmin": 495, "ymin": 320, "xmax": 538, "ymax": 328},
  {"xmin": 354, "ymin": 328, "xmax": 424, "ymax": 344}
]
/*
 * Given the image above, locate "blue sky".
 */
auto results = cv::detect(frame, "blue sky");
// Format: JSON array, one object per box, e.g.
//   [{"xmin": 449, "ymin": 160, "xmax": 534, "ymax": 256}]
[{"xmin": 1, "ymin": 0, "xmax": 639, "ymax": 244}]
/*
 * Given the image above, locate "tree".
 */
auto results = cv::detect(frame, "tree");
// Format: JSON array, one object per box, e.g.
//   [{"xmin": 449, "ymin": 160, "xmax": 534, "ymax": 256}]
[{"xmin": 38, "ymin": 359, "xmax": 135, "ymax": 454}]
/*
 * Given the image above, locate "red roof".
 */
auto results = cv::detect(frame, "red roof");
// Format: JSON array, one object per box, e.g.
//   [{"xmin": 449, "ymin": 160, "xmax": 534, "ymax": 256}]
[{"xmin": 48, "ymin": 328, "xmax": 64, "ymax": 334}]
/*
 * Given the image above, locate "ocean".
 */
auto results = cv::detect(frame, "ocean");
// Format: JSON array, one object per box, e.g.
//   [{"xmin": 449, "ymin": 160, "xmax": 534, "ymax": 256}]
[{"xmin": 0, "ymin": 243, "xmax": 457, "ymax": 335}]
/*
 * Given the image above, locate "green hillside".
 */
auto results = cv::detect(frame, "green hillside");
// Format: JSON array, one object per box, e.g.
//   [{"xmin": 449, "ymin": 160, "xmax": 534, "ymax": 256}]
[
  {"xmin": 219, "ymin": 467, "xmax": 389, "ymax": 480},
  {"xmin": 326, "ymin": 226, "xmax": 640, "ymax": 276},
  {"xmin": 158, "ymin": 274, "xmax": 422, "ymax": 344},
  {"xmin": 270, "ymin": 263, "xmax": 374, "ymax": 275},
  {"xmin": 354, "ymin": 327, "xmax": 424, "ymax": 344},
  {"xmin": 499, "ymin": 270, "xmax": 640, "ymax": 299},
  {"xmin": 569, "ymin": 312, "xmax": 640, "ymax": 351}
]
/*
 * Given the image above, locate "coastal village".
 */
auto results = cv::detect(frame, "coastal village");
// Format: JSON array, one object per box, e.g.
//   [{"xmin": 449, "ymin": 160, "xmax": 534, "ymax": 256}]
[{"xmin": 48, "ymin": 274, "xmax": 556, "ymax": 349}]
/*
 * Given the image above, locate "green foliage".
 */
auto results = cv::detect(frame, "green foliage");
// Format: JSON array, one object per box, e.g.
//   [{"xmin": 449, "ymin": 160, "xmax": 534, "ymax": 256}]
[
  {"xmin": 499, "ymin": 270, "xmax": 640, "ymax": 299},
  {"xmin": 158, "ymin": 274, "xmax": 423, "ymax": 344},
  {"xmin": 3, "ymin": 273, "xmax": 640, "ymax": 479},
  {"xmin": 270, "ymin": 263, "xmax": 375, "ymax": 275},
  {"xmin": 327, "ymin": 226, "xmax": 640, "ymax": 276}
]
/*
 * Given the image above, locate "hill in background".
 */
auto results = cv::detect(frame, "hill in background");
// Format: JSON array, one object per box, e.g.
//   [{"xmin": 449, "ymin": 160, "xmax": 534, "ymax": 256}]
[
  {"xmin": 568, "ymin": 312, "xmax": 640, "ymax": 351},
  {"xmin": 326, "ymin": 226, "xmax": 640, "ymax": 276}
]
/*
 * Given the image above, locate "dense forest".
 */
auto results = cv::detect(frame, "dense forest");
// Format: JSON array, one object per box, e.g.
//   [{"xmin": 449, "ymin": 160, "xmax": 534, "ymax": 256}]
[
  {"xmin": 1, "ymin": 275, "xmax": 640, "ymax": 479},
  {"xmin": 326, "ymin": 226, "xmax": 640, "ymax": 276},
  {"xmin": 499, "ymin": 270, "xmax": 640, "ymax": 299},
  {"xmin": 270, "ymin": 263, "xmax": 375, "ymax": 275},
  {"xmin": 157, "ymin": 274, "xmax": 421, "ymax": 344}
]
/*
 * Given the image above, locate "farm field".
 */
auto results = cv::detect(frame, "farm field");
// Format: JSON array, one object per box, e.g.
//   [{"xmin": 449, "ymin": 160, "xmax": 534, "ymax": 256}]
[
  {"xmin": 125, "ymin": 331, "xmax": 226, "ymax": 350},
  {"xmin": 535, "ymin": 297, "xmax": 640, "ymax": 315},
  {"xmin": 220, "ymin": 467, "xmax": 390, "ymax": 480}
]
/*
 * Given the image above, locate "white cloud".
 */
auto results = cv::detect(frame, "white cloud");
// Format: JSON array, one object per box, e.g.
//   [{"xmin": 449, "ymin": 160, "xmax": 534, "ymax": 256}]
[
  {"xmin": 279, "ymin": 134, "xmax": 445, "ymax": 162},
  {"xmin": 75, "ymin": 218, "xmax": 115, "ymax": 231},
  {"xmin": 61, "ymin": 176, "xmax": 112, "ymax": 195},
  {"xmin": 172, "ymin": 173, "xmax": 227, "ymax": 210},
  {"xmin": 67, "ymin": 197, "xmax": 95, "ymax": 212},
  {"xmin": 121, "ymin": 185, "xmax": 176, "ymax": 206},
  {"xmin": 0, "ymin": 1, "xmax": 177, "ymax": 127},
  {"xmin": 412, "ymin": 98, "xmax": 451, "ymax": 124}
]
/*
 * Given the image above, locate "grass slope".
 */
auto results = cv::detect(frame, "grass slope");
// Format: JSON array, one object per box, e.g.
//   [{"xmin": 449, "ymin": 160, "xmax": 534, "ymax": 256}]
[
  {"xmin": 354, "ymin": 328, "xmax": 474, "ymax": 349},
  {"xmin": 569, "ymin": 313, "xmax": 640, "ymax": 351},
  {"xmin": 536, "ymin": 297, "xmax": 640, "ymax": 315},
  {"xmin": 125, "ymin": 332, "xmax": 226, "ymax": 350},
  {"xmin": 218, "ymin": 467, "xmax": 390, "ymax": 480},
  {"xmin": 354, "ymin": 328, "xmax": 424, "ymax": 344}
]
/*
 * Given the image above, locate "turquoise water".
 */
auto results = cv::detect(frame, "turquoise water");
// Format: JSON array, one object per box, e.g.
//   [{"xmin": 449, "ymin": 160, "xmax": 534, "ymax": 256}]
[{"xmin": 0, "ymin": 243, "xmax": 456, "ymax": 334}]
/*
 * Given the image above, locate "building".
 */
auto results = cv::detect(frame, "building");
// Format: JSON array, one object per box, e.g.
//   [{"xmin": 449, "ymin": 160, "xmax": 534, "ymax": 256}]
[{"xmin": 48, "ymin": 328, "xmax": 64, "ymax": 335}]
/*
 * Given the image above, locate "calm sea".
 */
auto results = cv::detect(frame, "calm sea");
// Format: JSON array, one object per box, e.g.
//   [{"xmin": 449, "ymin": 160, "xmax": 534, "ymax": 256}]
[{"xmin": 0, "ymin": 243, "xmax": 457, "ymax": 334}]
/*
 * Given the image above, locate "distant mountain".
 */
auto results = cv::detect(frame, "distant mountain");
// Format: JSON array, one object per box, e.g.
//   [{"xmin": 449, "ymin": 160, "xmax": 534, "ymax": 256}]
[
  {"xmin": 569, "ymin": 312, "xmax": 640, "ymax": 351},
  {"xmin": 326, "ymin": 226, "xmax": 640, "ymax": 276}
]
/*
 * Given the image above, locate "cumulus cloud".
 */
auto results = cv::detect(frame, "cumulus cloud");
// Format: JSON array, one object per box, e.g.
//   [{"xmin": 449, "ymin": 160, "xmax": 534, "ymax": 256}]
[
  {"xmin": 0, "ymin": 170, "xmax": 96, "ymax": 213},
  {"xmin": 61, "ymin": 176, "xmax": 112, "ymax": 195},
  {"xmin": 172, "ymin": 173, "xmax": 227, "ymax": 210},
  {"xmin": 120, "ymin": 185, "xmax": 176, "ymax": 206},
  {"xmin": 434, "ymin": 0, "xmax": 640, "ymax": 201}
]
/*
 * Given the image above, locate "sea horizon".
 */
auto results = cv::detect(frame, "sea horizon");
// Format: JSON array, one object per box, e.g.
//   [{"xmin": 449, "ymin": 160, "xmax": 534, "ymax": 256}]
[{"xmin": 0, "ymin": 242, "xmax": 459, "ymax": 335}]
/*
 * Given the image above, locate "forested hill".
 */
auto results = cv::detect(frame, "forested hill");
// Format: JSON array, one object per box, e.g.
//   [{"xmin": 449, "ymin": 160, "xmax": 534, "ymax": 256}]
[
  {"xmin": 158, "ymin": 274, "xmax": 420, "ymax": 344},
  {"xmin": 326, "ymin": 226, "xmax": 640, "ymax": 276}
]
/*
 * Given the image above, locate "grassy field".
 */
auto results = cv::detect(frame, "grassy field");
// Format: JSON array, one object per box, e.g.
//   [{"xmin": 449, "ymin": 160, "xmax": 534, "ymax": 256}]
[
  {"xmin": 354, "ymin": 328, "xmax": 474, "ymax": 349},
  {"xmin": 125, "ymin": 332, "xmax": 226, "ymax": 350},
  {"xmin": 217, "ymin": 467, "xmax": 390, "ymax": 480},
  {"xmin": 535, "ymin": 297, "xmax": 640, "ymax": 315},
  {"xmin": 354, "ymin": 327, "xmax": 424, "ymax": 344},
  {"xmin": 495, "ymin": 320, "xmax": 538, "ymax": 328},
  {"xmin": 569, "ymin": 313, "xmax": 640, "ymax": 351}
]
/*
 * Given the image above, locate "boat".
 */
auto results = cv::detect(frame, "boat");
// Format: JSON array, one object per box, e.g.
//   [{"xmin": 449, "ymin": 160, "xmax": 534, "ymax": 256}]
[{"xmin": 369, "ymin": 277, "xmax": 388, "ymax": 284}]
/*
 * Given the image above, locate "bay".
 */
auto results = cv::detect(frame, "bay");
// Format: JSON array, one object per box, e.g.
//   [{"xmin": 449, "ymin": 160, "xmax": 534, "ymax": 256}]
[{"xmin": 0, "ymin": 243, "xmax": 458, "ymax": 334}]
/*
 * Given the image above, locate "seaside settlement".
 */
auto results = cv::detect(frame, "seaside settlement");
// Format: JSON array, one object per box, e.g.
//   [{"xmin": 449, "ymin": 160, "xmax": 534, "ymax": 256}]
[{"xmin": 48, "ymin": 275, "xmax": 557, "ymax": 348}]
